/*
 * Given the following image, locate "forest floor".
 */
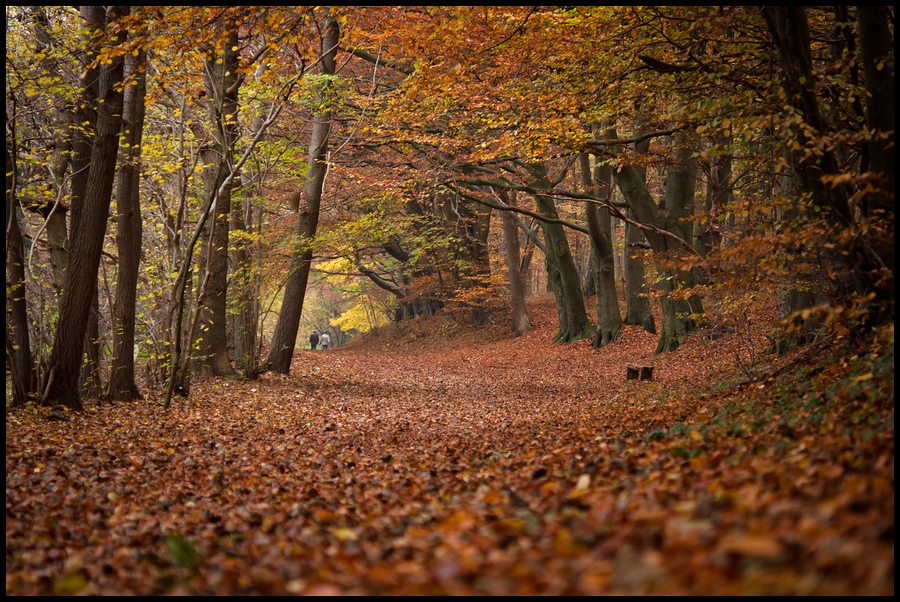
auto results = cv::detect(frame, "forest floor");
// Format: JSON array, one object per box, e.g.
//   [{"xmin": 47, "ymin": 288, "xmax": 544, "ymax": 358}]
[{"xmin": 5, "ymin": 294, "xmax": 895, "ymax": 595}]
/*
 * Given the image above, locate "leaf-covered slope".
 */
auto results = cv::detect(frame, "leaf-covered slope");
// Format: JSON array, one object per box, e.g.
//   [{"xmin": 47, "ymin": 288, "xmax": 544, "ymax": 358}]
[{"xmin": 6, "ymin": 296, "xmax": 893, "ymax": 595}]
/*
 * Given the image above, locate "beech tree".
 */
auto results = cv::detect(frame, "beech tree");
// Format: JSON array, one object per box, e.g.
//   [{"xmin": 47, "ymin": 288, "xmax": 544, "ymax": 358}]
[
  {"xmin": 6, "ymin": 6, "xmax": 892, "ymax": 415},
  {"xmin": 193, "ymin": 25, "xmax": 240, "ymax": 378},
  {"xmin": 107, "ymin": 10, "xmax": 147, "ymax": 401},
  {"xmin": 40, "ymin": 6, "xmax": 126, "ymax": 410},
  {"xmin": 265, "ymin": 14, "xmax": 340, "ymax": 374},
  {"xmin": 580, "ymin": 151, "xmax": 623, "ymax": 348},
  {"xmin": 762, "ymin": 6, "xmax": 894, "ymax": 333}
]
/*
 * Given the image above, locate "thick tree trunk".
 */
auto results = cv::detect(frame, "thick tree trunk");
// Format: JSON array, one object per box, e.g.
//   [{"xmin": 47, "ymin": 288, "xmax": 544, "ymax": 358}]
[
  {"xmin": 856, "ymin": 5, "xmax": 894, "ymax": 309},
  {"xmin": 620, "ymin": 132, "xmax": 656, "ymax": 334},
  {"xmin": 580, "ymin": 153, "xmax": 622, "ymax": 348},
  {"xmin": 656, "ymin": 139, "xmax": 703, "ymax": 353},
  {"xmin": 529, "ymin": 164, "xmax": 594, "ymax": 343},
  {"xmin": 265, "ymin": 16, "xmax": 339, "ymax": 374},
  {"xmin": 40, "ymin": 6, "xmax": 126, "ymax": 410},
  {"xmin": 615, "ymin": 157, "xmax": 698, "ymax": 353},
  {"xmin": 762, "ymin": 6, "xmax": 885, "ymax": 317},
  {"xmin": 108, "ymin": 34, "xmax": 146, "ymax": 401},
  {"xmin": 194, "ymin": 29, "xmax": 239, "ymax": 378}
]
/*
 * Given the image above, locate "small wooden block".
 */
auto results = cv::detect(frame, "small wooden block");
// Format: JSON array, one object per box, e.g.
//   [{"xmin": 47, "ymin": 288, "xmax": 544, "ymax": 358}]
[{"xmin": 626, "ymin": 364, "xmax": 654, "ymax": 380}]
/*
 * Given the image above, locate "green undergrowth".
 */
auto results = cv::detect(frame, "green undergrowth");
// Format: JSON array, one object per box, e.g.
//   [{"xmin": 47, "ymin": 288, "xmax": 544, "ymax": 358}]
[{"xmin": 647, "ymin": 325, "xmax": 894, "ymax": 456}]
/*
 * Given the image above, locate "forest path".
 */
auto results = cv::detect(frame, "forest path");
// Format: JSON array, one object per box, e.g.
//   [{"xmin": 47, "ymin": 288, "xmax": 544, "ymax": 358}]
[{"xmin": 6, "ymin": 299, "xmax": 893, "ymax": 595}]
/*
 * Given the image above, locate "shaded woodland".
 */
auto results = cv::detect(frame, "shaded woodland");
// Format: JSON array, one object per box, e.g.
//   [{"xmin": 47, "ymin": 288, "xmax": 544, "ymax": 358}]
[{"xmin": 5, "ymin": 6, "xmax": 894, "ymax": 596}]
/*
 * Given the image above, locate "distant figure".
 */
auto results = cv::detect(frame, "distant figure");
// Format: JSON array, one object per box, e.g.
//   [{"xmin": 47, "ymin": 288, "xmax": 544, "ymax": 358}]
[
  {"xmin": 309, "ymin": 330, "xmax": 319, "ymax": 350},
  {"xmin": 320, "ymin": 332, "xmax": 331, "ymax": 350}
]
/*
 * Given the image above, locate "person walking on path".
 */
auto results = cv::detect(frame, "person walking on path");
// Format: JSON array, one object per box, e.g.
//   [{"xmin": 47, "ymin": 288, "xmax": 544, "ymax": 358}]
[
  {"xmin": 320, "ymin": 332, "xmax": 331, "ymax": 350},
  {"xmin": 309, "ymin": 330, "xmax": 319, "ymax": 350}
]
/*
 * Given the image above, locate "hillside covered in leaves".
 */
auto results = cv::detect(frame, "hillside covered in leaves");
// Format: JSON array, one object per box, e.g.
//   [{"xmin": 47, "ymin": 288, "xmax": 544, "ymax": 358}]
[{"xmin": 6, "ymin": 295, "xmax": 894, "ymax": 595}]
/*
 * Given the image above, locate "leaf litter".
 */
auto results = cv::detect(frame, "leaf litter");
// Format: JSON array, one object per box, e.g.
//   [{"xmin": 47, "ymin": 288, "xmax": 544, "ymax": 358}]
[{"xmin": 6, "ymin": 295, "xmax": 893, "ymax": 595}]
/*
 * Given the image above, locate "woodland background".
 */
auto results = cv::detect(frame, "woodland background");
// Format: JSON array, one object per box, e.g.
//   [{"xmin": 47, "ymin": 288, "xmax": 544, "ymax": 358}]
[{"xmin": 5, "ymin": 6, "xmax": 895, "ymax": 596}]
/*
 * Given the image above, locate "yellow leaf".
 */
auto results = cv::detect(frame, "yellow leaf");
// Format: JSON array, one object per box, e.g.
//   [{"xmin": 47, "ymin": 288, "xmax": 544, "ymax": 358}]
[
  {"xmin": 333, "ymin": 527, "xmax": 357, "ymax": 542},
  {"xmin": 575, "ymin": 474, "xmax": 591, "ymax": 490}
]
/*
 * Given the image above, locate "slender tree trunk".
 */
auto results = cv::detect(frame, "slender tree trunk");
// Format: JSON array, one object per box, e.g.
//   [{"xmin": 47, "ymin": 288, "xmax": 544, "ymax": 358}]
[
  {"xmin": 265, "ymin": 16, "xmax": 339, "ymax": 374},
  {"xmin": 6, "ymin": 147, "xmax": 37, "ymax": 406},
  {"xmin": 498, "ymin": 190, "xmax": 532, "ymax": 336},
  {"xmin": 30, "ymin": 7, "xmax": 72, "ymax": 300},
  {"xmin": 623, "ymin": 214, "xmax": 656, "ymax": 334},
  {"xmin": 81, "ymin": 290, "xmax": 102, "ymax": 400},
  {"xmin": 230, "ymin": 198, "xmax": 258, "ymax": 375},
  {"xmin": 231, "ymin": 63, "xmax": 267, "ymax": 377},
  {"xmin": 40, "ymin": 6, "xmax": 126, "ymax": 410},
  {"xmin": 108, "ymin": 30, "xmax": 146, "ymax": 401}
]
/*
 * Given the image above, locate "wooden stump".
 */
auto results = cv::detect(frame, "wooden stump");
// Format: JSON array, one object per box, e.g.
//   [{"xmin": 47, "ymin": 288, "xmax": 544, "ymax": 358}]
[{"xmin": 626, "ymin": 364, "xmax": 654, "ymax": 381}]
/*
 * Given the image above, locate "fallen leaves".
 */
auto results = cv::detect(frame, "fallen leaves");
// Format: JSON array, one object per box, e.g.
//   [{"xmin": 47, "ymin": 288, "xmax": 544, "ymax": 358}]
[{"xmin": 5, "ymin": 295, "xmax": 894, "ymax": 595}]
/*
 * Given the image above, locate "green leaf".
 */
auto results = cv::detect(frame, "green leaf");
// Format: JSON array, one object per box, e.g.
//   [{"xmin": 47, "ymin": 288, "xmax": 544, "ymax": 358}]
[
  {"xmin": 166, "ymin": 533, "xmax": 202, "ymax": 573},
  {"xmin": 53, "ymin": 573, "xmax": 89, "ymax": 595}
]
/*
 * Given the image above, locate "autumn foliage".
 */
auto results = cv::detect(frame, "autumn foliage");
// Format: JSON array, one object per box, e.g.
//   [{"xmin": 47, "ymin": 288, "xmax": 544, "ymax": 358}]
[
  {"xmin": 6, "ymin": 296, "xmax": 893, "ymax": 595},
  {"xmin": 5, "ymin": 6, "xmax": 894, "ymax": 595}
]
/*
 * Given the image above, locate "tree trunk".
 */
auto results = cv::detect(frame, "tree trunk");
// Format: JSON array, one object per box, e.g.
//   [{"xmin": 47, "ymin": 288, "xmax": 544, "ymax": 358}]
[
  {"xmin": 108, "ymin": 29, "xmax": 146, "ymax": 401},
  {"xmin": 194, "ymin": 28, "xmax": 239, "ymax": 377},
  {"xmin": 656, "ymin": 138, "xmax": 703, "ymax": 353},
  {"xmin": 265, "ymin": 16, "xmax": 339, "ymax": 374},
  {"xmin": 230, "ymin": 63, "xmax": 268, "ymax": 377},
  {"xmin": 856, "ymin": 5, "xmax": 894, "ymax": 307},
  {"xmin": 528, "ymin": 163, "xmax": 594, "ymax": 343},
  {"xmin": 580, "ymin": 152, "xmax": 622, "ymax": 348},
  {"xmin": 80, "ymin": 289, "xmax": 103, "ymax": 400},
  {"xmin": 498, "ymin": 190, "xmax": 532, "ymax": 336},
  {"xmin": 615, "ymin": 154, "xmax": 698, "ymax": 353},
  {"xmin": 618, "ymin": 128, "xmax": 656, "ymax": 334},
  {"xmin": 623, "ymin": 216, "xmax": 656, "ymax": 334},
  {"xmin": 230, "ymin": 197, "xmax": 258, "ymax": 375},
  {"xmin": 762, "ymin": 6, "xmax": 885, "ymax": 318},
  {"xmin": 6, "ymin": 147, "xmax": 37, "ymax": 406},
  {"xmin": 30, "ymin": 7, "xmax": 72, "ymax": 300},
  {"xmin": 40, "ymin": 6, "xmax": 126, "ymax": 410}
]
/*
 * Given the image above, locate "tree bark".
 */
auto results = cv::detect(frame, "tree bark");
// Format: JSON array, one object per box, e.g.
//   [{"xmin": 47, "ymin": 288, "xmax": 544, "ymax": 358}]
[
  {"xmin": 108, "ymin": 25, "xmax": 146, "ymax": 401},
  {"xmin": 762, "ymin": 6, "xmax": 887, "ymax": 318},
  {"xmin": 617, "ymin": 128, "xmax": 656, "ymax": 334},
  {"xmin": 40, "ymin": 6, "xmax": 126, "ymax": 410},
  {"xmin": 6, "ymin": 147, "xmax": 37, "ymax": 406},
  {"xmin": 231, "ymin": 62, "xmax": 268, "ymax": 377},
  {"xmin": 498, "ymin": 190, "xmax": 532, "ymax": 336},
  {"xmin": 194, "ymin": 28, "xmax": 239, "ymax": 377},
  {"xmin": 29, "ymin": 7, "xmax": 71, "ymax": 300},
  {"xmin": 614, "ymin": 150, "xmax": 698, "ymax": 352},
  {"xmin": 528, "ymin": 163, "xmax": 594, "ymax": 343},
  {"xmin": 265, "ymin": 16, "xmax": 339, "ymax": 374},
  {"xmin": 623, "ymin": 215, "xmax": 656, "ymax": 334},
  {"xmin": 580, "ymin": 152, "xmax": 622, "ymax": 348},
  {"xmin": 856, "ymin": 5, "xmax": 894, "ymax": 294}
]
